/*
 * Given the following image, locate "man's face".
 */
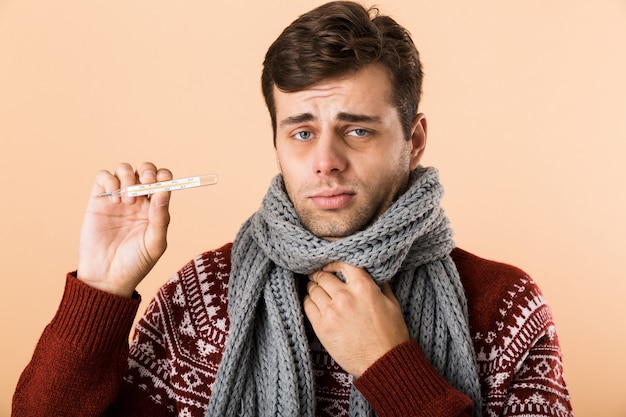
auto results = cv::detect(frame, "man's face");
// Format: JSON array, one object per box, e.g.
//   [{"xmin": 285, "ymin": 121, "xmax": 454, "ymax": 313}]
[{"xmin": 274, "ymin": 63, "xmax": 427, "ymax": 241}]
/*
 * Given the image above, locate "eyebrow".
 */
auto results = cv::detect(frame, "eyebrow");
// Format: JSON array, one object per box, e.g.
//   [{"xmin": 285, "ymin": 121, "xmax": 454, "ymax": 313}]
[
  {"xmin": 279, "ymin": 113, "xmax": 315, "ymax": 127},
  {"xmin": 337, "ymin": 112, "xmax": 382, "ymax": 124},
  {"xmin": 278, "ymin": 112, "xmax": 382, "ymax": 127}
]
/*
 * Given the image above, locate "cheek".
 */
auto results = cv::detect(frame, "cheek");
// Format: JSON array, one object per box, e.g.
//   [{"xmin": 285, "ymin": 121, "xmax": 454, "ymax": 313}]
[
  {"xmin": 277, "ymin": 146, "xmax": 310, "ymax": 180},
  {"xmin": 365, "ymin": 146, "xmax": 410, "ymax": 180},
  {"xmin": 278, "ymin": 162, "xmax": 304, "ymax": 201},
  {"xmin": 276, "ymin": 146, "xmax": 301, "ymax": 174},
  {"xmin": 278, "ymin": 159, "xmax": 303, "ymax": 188},
  {"xmin": 368, "ymin": 151, "xmax": 411, "ymax": 195}
]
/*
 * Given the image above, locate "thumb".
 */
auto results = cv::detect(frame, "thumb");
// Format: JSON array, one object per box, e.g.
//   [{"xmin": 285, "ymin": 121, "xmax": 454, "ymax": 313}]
[
  {"xmin": 146, "ymin": 191, "xmax": 171, "ymax": 254},
  {"xmin": 151, "ymin": 190, "xmax": 171, "ymax": 210}
]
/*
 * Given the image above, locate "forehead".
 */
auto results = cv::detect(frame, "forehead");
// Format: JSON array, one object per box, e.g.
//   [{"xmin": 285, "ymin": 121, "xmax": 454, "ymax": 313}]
[{"xmin": 273, "ymin": 64, "xmax": 394, "ymax": 119}]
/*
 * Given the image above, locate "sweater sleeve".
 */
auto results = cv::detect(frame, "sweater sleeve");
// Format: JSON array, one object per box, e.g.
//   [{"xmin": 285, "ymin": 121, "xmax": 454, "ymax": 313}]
[
  {"xmin": 12, "ymin": 273, "xmax": 143, "ymax": 417},
  {"xmin": 354, "ymin": 340, "xmax": 473, "ymax": 417}
]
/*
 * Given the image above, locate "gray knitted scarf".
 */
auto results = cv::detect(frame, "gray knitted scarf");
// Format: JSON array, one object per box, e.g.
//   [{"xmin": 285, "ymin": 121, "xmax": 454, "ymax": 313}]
[{"xmin": 205, "ymin": 166, "xmax": 482, "ymax": 417}]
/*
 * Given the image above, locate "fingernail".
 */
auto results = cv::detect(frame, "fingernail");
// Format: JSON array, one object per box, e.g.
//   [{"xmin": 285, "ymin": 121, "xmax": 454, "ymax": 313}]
[{"xmin": 142, "ymin": 170, "xmax": 157, "ymax": 181}]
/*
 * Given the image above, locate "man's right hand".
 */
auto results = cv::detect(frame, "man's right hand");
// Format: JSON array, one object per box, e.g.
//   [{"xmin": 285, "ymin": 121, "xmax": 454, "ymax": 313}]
[{"xmin": 76, "ymin": 162, "xmax": 173, "ymax": 298}]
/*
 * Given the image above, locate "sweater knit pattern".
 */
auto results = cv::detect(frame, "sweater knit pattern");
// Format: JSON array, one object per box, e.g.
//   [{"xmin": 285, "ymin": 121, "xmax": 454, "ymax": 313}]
[
  {"xmin": 473, "ymin": 277, "xmax": 570, "ymax": 417},
  {"xmin": 121, "ymin": 244, "xmax": 572, "ymax": 417}
]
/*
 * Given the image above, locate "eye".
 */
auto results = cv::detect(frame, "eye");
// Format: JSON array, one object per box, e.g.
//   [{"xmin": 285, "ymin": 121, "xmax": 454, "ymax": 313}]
[
  {"xmin": 294, "ymin": 131, "xmax": 314, "ymax": 141},
  {"xmin": 347, "ymin": 128, "xmax": 371, "ymax": 138}
]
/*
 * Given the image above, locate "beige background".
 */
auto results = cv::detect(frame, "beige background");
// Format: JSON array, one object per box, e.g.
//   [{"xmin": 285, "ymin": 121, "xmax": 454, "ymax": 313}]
[{"xmin": 1, "ymin": 0, "xmax": 625, "ymax": 415}]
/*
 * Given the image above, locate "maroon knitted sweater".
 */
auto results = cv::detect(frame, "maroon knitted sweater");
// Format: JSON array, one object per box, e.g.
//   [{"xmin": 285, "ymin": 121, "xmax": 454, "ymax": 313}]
[{"xmin": 13, "ymin": 244, "xmax": 573, "ymax": 417}]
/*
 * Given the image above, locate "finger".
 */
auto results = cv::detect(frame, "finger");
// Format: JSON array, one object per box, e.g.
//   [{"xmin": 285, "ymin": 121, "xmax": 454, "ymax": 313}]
[
  {"xmin": 145, "ymin": 167, "xmax": 173, "ymax": 253},
  {"xmin": 322, "ymin": 261, "xmax": 375, "ymax": 287},
  {"xmin": 302, "ymin": 295, "xmax": 320, "ymax": 322},
  {"xmin": 114, "ymin": 162, "xmax": 138, "ymax": 185},
  {"xmin": 136, "ymin": 162, "xmax": 173, "ymax": 182},
  {"xmin": 155, "ymin": 167, "xmax": 173, "ymax": 182},
  {"xmin": 137, "ymin": 162, "xmax": 158, "ymax": 184},
  {"xmin": 149, "ymin": 167, "xmax": 174, "ymax": 208},
  {"xmin": 320, "ymin": 261, "xmax": 343, "ymax": 275},
  {"xmin": 319, "ymin": 261, "xmax": 350, "ymax": 283},
  {"xmin": 145, "ymin": 201, "xmax": 170, "ymax": 256},
  {"xmin": 115, "ymin": 163, "xmax": 139, "ymax": 203},
  {"xmin": 309, "ymin": 270, "xmax": 345, "ymax": 294},
  {"xmin": 307, "ymin": 280, "xmax": 332, "ymax": 302},
  {"xmin": 380, "ymin": 282, "xmax": 401, "ymax": 306},
  {"xmin": 93, "ymin": 169, "xmax": 122, "ymax": 202}
]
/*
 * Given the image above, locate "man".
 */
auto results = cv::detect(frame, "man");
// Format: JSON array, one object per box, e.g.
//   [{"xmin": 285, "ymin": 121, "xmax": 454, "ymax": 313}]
[{"xmin": 12, "ymin": 2, "xmax": 573, "ymax": 416}]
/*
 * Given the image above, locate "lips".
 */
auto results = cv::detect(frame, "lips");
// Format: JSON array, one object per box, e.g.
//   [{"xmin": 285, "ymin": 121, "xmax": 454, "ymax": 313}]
[{"xmin": 309, "ymin": 189, "xmax": 355, "ymax": 209}]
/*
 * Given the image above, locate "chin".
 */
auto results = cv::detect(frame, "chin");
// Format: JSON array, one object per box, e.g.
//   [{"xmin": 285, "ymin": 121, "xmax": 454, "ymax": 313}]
[{"xmin": 304, "ymin": 221, "xmax": 367, "ymax": 241}]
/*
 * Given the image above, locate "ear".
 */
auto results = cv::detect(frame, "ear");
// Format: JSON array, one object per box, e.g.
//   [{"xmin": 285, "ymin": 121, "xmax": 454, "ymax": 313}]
[{"xmin": 409, "ymin": 113, "xmax": 427, "ymax": 170}]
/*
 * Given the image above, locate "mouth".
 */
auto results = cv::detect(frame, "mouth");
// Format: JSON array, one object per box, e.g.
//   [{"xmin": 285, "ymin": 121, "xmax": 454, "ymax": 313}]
[{"xmin": 309, "ymin": 189, "xmax": 355, "ymax": 210}]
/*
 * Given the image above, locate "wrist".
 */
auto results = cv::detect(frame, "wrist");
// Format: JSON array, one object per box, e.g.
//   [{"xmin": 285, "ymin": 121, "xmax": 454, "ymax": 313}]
[
  {"xmin": 76, "ymin": 272, "xmax": 136, "ymax": 298},
  {"xmin": 54, "ymin": 273, "xmax": 142, "ymax": 352}
]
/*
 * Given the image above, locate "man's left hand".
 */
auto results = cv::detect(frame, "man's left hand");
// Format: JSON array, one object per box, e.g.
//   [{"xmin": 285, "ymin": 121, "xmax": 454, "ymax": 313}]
[{"xmin": 303, "ymin": 261, "xmax": 410, "ymax": 378}]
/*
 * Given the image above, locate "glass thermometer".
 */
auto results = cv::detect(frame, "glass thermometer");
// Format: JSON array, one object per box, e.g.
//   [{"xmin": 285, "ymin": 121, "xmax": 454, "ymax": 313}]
[{"xmin": 98, "ymin": 173, "xmax": 218, "ymax": 198}]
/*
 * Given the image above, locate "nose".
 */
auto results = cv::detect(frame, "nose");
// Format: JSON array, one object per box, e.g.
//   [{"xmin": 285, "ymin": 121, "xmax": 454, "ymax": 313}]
[{"xmin": 311, "ymin": 133, "xmax": 348, "ymax": 176}]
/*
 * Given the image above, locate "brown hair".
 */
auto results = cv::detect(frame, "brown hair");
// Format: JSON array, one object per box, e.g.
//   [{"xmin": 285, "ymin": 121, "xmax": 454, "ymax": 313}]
[{"xmin": 261, "ymin": 1, "xmax": 423, "ymax": 144}]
